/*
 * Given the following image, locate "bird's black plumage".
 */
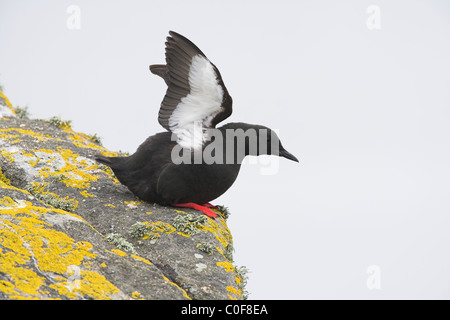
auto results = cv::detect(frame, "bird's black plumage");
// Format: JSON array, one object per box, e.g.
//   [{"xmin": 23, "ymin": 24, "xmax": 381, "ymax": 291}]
[{"xmin": 96, "ymin": 31, "xmax": 298, "ymax": 216}]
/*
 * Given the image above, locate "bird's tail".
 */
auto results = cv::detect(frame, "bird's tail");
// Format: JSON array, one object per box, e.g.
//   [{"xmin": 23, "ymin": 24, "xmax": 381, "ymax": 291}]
[
  {"xmin": 95, "ymin": 155, "xmax": 128, "ymax": 170},
  {"xmin": 95, "ymin": 154, "xmax": 132, "ymax": 187},
  {"xmin": 95, "ymin": 154, "xmax": 114, "ymax": 166}
]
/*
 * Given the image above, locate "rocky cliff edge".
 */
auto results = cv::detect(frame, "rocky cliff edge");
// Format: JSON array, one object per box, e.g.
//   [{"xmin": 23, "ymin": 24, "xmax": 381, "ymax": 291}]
[{"xmin": 0, "ymin": 90, "xmax": 246, "ymax": 300}]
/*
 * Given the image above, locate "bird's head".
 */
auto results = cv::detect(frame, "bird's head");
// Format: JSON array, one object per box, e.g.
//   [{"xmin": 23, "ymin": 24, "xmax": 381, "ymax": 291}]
[
  {"xmin": 255, "ymin": 126, "xmax": 299, "ymax": 163},
  {"xmin": 219, "ymin": 123, "xmax": 299, "ymax": 163}
]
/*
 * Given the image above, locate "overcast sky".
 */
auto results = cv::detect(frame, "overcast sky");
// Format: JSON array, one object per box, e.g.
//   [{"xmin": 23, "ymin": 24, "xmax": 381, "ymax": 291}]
[{"xmin": 1, "ymin": 0, "xmax": 450, "ymax": 299}]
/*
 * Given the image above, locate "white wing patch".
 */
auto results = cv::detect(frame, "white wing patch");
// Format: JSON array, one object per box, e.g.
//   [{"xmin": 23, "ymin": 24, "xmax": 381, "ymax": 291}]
[{"xmin": 169, "ymin": 55, "xmax": 224, "ymax": 150}]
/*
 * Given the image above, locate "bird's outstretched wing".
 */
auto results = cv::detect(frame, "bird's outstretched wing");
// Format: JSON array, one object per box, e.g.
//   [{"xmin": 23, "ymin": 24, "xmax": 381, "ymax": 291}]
[{"xmin": 150, "ymin": 31, "xmax": 233, "ymax": 150}]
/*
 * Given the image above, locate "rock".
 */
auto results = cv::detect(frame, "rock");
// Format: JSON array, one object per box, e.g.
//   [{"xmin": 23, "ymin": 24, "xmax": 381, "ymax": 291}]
[
  {"xmin": 0, "ymin": 90, "xmax": 245, "ymax": 300},
  {"xmin": 0, "ymin": 91, "xmax": 15, "ymax": 118}
]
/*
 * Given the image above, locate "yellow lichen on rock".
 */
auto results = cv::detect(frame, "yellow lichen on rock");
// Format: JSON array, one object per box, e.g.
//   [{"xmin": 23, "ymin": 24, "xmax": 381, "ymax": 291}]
[
  {"xmin": 49, "ymin": 270, "xmax": 120, "ymax": 300},
  {"xmin": 162, "ymin": 275, "xmax": 192, "ymax": 300},
  {"xmin": 131, "ymin": 291, "xmax": 142, "ymax": 299},
  {"xmin": 216, "ymin": 261, "xmax": 235, "ymax": 272},
  {"xmin": 35, "ymin": 147, "xmax": 99, "ymax": 189},
  {"xmin": 0, "ymin": 128, "xmax": 58, "ymax": 143},
  {"xmin": 0, "ymin": 90, "xmax": 16, "ymax": 117},
  {"xmin": 110, "ymin": 249, "xmax": 127, "ymax": 257},
  {"xmin": 80, "ymin": 190, "xmax": 94, "ymax": 198},
  {"xmin": 130, "ymin": 254, "xmax": 152, "ymax": 266},
  {"xmin": 0, "ymin": 195, "xmax": 119, "ymax": 299},
  {"xmin": 0, "ymin": 167, "xmax": 10, "ymax": 185},
  {"xmin": 64, "ymin": 129, "xmax": 100, "ymax": 150},
  {"xmin": 202, "ymin": 210, "xmax": 234, "ymax": 259},
  {"xmin": 0, "ymin": 89, "xmax": 243, "ymax": 300}
]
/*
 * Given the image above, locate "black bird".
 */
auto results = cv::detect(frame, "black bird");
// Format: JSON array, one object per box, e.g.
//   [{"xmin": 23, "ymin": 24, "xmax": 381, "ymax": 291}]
[{"xmin": 96, "ymin": 31, "xmax": 298, "ymax": 218}]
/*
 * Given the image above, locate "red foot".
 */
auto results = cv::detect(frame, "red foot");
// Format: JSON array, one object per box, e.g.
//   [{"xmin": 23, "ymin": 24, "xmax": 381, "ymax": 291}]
[
  {"xmin": 173, "ymin": 203, "xmax": 218, "ymax": 218},
  {"xmin": 204, "ymin": 202, "xmax": 217, "ymax": 209}
]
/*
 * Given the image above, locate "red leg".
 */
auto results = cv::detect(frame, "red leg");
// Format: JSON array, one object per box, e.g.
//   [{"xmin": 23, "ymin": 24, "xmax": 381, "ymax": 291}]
[
  {"xmin": 203, "ymin": 202, "xmax": 217, "ymax": 209},
  {"xmin": 173, "ymin": 203, "xmax": 218, "ymax": 218}
]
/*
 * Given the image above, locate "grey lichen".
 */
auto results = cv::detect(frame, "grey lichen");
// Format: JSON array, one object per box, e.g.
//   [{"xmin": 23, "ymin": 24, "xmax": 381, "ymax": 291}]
[
  {"xmin": 118, "ymin": 150, "xmax": 130, "ymax": 157},
  {"xmin": 130, "ymin": 222, "xmax": 148, "ymax": 238},
  {"xmin": 13, "ymin": 105, "xmax": 30, "ymax": 119},
  {"xmin": 197, "ymin": 242, "xmax": 216, "ymax": 255},
  {"xmin": 129, "ymin": 222, "xmax": 159, "ymax": 240},
  {"xmin": 173, "ymin": 214, "xmax": 207, "ymax": 236},
  {"xmin": 47, "ymin": 116, "xmax": 72, "ymax": 129},
  {"xmin": 88, "ymin": 133, "xmax": 102, "ymax": 146},
  {"xmin": 39, "ymin": 193, "xmax": 77, "ymax": 212},
  {"xmin": 216, "ymin": 205, "xmax": 231, "ymax": 220},
  {"xmin": 235, "ymin": 266, "xmax": 250, "ymax": 300},
  {"xmin": 106, "ymin": 233, "xmax": 136, "ymax": 254},
  {"xmin": 223, "ymin": 243, "xmax": 234, "ymax": 261},
  {"xmin": 26, "ymin": 182, "xmax": 78, "ymax": 212}
]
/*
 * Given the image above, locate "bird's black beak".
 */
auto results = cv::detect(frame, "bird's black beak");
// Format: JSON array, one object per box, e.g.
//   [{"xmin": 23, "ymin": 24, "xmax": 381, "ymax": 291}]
[{"xmin": 279, "ymin": 148, "xmax": 299, "ymax": 163}]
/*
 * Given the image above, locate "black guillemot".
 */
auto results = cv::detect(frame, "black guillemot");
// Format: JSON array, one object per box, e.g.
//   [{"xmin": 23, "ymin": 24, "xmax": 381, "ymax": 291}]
[{"xmin": 96, "ymin": 31, "xmax": 299, "ymax": 218}]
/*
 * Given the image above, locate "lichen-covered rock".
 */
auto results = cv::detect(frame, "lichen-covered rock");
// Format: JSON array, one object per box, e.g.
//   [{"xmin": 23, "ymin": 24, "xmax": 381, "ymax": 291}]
[
  {"xmin": 0, "ymin": 91, "xmax": 243, "ymax": 300},
  {"xmin": 0, "ymin": 91, "xmax": 15, "ymax": 118}
]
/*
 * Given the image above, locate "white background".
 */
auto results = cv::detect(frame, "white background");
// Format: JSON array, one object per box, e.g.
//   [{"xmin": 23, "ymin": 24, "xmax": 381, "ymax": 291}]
[{"xmin": 1, "ymin": 0, "xmax": 450, "ymax": 299}]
